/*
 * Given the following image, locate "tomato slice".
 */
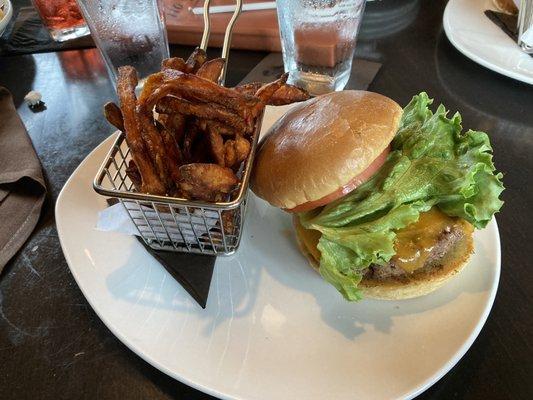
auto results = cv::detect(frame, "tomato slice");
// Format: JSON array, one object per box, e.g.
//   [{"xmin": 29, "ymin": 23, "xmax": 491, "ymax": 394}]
[{"xmin": 286, "ymin": 146, "xmax": 390, "ymax": 213}]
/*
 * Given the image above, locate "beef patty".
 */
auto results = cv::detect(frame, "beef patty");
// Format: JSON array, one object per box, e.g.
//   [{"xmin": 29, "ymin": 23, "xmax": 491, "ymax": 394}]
[{"xmin": 363, "ymin": 225, "xmax": 465, "ymax": 280}]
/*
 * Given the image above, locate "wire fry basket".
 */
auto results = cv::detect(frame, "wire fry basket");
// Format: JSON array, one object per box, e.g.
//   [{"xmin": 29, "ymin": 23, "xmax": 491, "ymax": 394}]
[{"xmin": 93, "ymin": 0, "xmax": 258, "ymax": 256}]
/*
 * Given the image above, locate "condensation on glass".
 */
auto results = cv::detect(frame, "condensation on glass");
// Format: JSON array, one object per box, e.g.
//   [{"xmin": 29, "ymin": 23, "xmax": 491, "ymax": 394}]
[{"xmin": 276, "ymin": 0, "xmax": 366, "ymax": 95}]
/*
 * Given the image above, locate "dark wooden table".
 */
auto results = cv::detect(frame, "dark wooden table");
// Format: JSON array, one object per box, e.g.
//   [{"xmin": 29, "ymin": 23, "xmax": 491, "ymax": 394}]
[{"xmin": 1, "ymin": 1, "xmax": 532, "ymax": 399}]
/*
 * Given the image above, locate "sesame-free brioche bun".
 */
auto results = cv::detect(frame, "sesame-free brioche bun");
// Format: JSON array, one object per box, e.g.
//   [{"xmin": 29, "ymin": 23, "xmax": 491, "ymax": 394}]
[
  {"xmin": 293, "ymin": 216, "xmax": 474, "ymax": 300},
  {"xmin": 251, "ymin": 90, "xmax": 403, "ymax": 210}
]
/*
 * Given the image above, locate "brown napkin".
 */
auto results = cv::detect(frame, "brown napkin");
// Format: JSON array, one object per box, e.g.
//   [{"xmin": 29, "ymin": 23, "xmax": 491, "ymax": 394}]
[{"xmin": 0, "ymin": 87, "xmax": 47, "ymax": 271}]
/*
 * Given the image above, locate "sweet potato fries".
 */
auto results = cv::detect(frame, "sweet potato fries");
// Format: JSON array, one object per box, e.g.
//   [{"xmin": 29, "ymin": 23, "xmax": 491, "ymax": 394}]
[{"xmin": 104, "ymin": 48, "xmax": 310, "ymax": 202}]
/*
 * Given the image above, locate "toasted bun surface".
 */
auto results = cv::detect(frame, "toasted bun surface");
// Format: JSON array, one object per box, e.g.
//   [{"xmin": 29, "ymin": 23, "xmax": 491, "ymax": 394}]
[
  {"xmin": 251, "ymin": 91, "xmax": 403, "ymax": 210},
  {"xmin": 293, "ymin": 217, "xmax": 474, "ymax": 300}
]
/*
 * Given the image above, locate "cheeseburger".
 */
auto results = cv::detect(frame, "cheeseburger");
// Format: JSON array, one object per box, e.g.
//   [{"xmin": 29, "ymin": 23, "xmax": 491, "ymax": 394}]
[{"xmin": 251, "ymin": 91, "xmax": 504, "ymax": 301}]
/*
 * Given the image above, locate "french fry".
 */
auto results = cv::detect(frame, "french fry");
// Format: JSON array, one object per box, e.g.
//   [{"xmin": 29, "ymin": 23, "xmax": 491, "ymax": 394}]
[
  {"xmin": 125, "ymin": 160, "xmax": 142, "ymax": 191},
  {"xmin": 206, "ymin": 120, "xmax": 236, "ymax": 136},
  {"xmin": 268, "ymin": 84, "xmax": 310, "ymax": 105},
  {"xmin": 162, "ymin": 57, "xmax": 187, "ymax": 71},
  {"xmin": 208, "ymin": 125, "xmax": 225, "ymax": 166},
  {"xmin": 165, "ymin": 113, "xmax": 187, "ymax": 144},
  {"xmin": 196, "ymin": 58, "xmax": 225, "ymax": 82},
  {"xmin": 255, "ymin": 73, "xmax": 289, "ymax": 104},
  {"xmin": 185, "ymin": 47, "xmax": 207, "ymax": 73},
  {"xmin": 116, "ymin": 66, "xmax": 165, "ymax": 195},
  {"xmin": 155, "ymin": 96, "xmax": 247, "ymax": 133},
  {"xmin": 158, "ymin": 124, "xmax": 183, "ymax": 183},
  {"xmin": 157, "ymin": 70, "xmax": 261, "ymax": 119},
  {"xmin": 179, "ymin": 163, "xmax": 239, "ymax": 202},
  {"xmin": 235, "ymin": 81, "xmax": 310, "ymax": 105},
  {"xmin": 136, "ymin": 107, "xmax": 174, "ymax": 191},
  {"xmin": 224, "ymin": 139, "xmax": 237, "ymax": 168},
  {"xmin": 224, "ymin": 135, "xmax": 251, "ymax": 169},
  {"xmin": 234, "ymin": 135, "xmax": 251, "ymax": 164},
  {"xmin": 221, "ymin": 209, "xmax": 236, "ymax": 234},
  {"xmin": 137, "ymin": 72, "xmax": 163, "ymax": 104},
  {"xmin": 234, "ymin": 82, "xmax": 263, "ymax": 96},
  {"xmin": 103, "ymin": 102, "xmax": 124, "ymax": 131},
  {"xmin": 183, "ymin": 120, "xmax": 199, "ymax": 163}
]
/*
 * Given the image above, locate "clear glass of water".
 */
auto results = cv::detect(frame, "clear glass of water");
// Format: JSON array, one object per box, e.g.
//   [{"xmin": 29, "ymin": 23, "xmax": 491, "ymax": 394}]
[
  {"xmin": 518, "ymin": 0, "xmax": 533, "ymax": 53},
  {"xmin": 276, "ymin": 0, "xmax": 366, "ymax": 95},
  {"xmin": 76, "ymin": 0, "xmax": 169, "ymax": 87}
]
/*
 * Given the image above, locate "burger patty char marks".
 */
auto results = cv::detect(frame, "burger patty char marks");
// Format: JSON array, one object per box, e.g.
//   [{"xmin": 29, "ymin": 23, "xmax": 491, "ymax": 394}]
[{"xmin": 363, "ymin": 226, "xmax": 465, "ymax": 280}]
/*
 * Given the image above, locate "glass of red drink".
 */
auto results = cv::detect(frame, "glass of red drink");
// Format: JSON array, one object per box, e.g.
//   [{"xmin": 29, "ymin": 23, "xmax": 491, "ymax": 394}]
[{"xmin": 32, "ymin": 0, "xmax": 90, "ymax": 42}]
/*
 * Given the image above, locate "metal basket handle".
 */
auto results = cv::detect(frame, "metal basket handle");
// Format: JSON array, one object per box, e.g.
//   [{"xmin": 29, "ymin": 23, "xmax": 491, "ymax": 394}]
[{"xmin": 199, "ymin": 0, "xmax": 243, "ymax": 86}]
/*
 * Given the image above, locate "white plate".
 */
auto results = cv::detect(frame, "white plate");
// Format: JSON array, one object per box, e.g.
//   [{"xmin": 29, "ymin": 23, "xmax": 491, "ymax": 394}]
[
  {"xmin": 443, "ymin": 0, "xmax": 533, "ymax": 85},
  {"xmin": 57, "ymin": 106, "xmax": 501, "ymax": 400}
]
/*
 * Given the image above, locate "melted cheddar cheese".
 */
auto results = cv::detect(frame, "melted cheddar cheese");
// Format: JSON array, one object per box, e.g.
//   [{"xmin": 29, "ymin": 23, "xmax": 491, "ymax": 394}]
[
  {"xmin": 392, "ymin": 208, "xmax": 472, "ymax": 273},
  {"xmin": 294, "ymin": 207, "xmax": 472, "ymax": 274},
  {"xmin": 294, "ymin": 218, "xmax": 321, "ymax": 262}
]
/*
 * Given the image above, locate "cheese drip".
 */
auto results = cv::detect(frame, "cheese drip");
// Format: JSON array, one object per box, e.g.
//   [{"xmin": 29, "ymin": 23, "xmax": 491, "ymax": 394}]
[{"xmin": 393, "ymin": 208, "xmax": 472, "ymax": 273}]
